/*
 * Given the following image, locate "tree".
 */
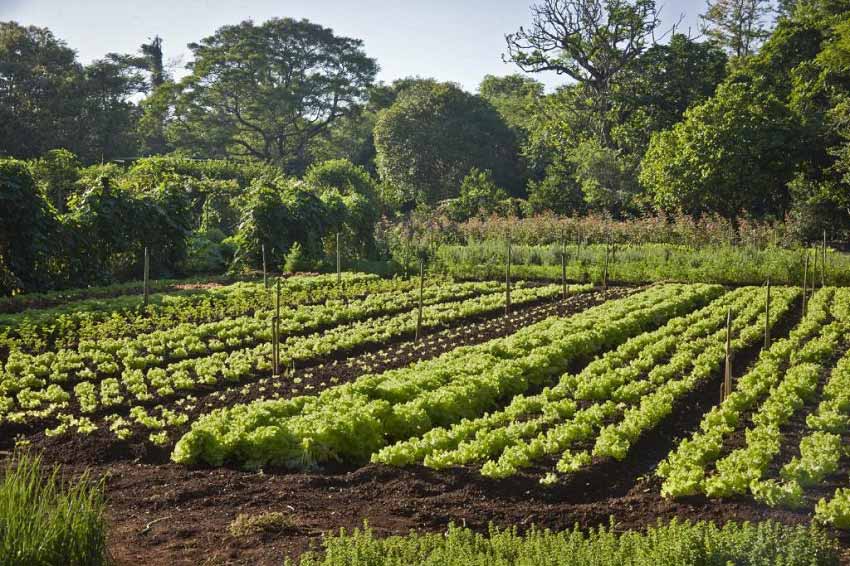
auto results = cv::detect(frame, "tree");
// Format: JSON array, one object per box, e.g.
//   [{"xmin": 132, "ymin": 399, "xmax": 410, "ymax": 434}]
[
  {"xmin": 170, "ymin": 18, "xmax": 378, "ymax": 174},
  {"xmin": 80, "ymin": 55, "xmax": 146, "ymax": 161},
  {"xmin": 700, "ymin": 0, "xmax": 773, "ymax": 60},
  {"xmin": 374, "ymin": 82, "xmax": 520, "ymax": 209},
  {"xmin": 307, "ymin": 78, "xmax": 436, "ymax": 175},
  {"xmin": 776, "ymin": 0, "xmax": 799, "ymax": 17},
  {"xmin": 570, "ymin": 138, "xmax": 641, "ymax": 214},
  {"xmin": 141, "ymin": 36, "xmax": 165, "ymax": 88},
  {"xmin": 0, "ymin": 22, "xmax": 145, "ymax": 162},
  {"xmin": 505, "ymin": 0, "xmax": 664, "ymax": 143},
  {"xmin": 134, "ymin": 36, "xmax": 173, "ymax": 154},
  {"xmin": 611, "ymin": 34, "xmax": 728, "ymax": 156},
  {"xmin": 0, "ymin": 22, "xmax": 85, "ymax": 159},
  {"xmin": 639, "ymin": 80, "xmax": 801, "ymax": 219},
  {"xmin": 478, "ymin": 74, "xmax": 544, "ymax": 135},
  {"xmin": 527, "ymin": 161, "xmax": 586, "ymax": 214}
]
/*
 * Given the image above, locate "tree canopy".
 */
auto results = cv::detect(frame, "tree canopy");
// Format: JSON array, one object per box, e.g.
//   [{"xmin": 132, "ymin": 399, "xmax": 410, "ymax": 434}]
[
  {"xmin": 169, "ymin": 18, "xmax": 378, "ymax": 174},
  {"xmin": 374, "ymin": 81, "xmax": 520, "ymax": 209}
]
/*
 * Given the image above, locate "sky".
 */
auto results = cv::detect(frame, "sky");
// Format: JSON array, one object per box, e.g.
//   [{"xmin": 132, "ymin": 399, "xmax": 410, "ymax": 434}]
[{"xmin": 2, "ymin": 0, "xmax": 706, "ymax": 92}]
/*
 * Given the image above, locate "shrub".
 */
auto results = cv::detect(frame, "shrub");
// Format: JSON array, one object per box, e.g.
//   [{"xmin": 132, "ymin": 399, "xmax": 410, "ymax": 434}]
[{"xmin": 284, "ymin": 242, "xmax": 311, "ymax": 273}]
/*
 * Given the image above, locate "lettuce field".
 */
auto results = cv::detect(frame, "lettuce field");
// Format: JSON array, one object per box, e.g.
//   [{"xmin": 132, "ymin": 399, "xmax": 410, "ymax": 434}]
[{"xmin": 3, "ymin": 273, "xmax": 850, "ymax": 564}]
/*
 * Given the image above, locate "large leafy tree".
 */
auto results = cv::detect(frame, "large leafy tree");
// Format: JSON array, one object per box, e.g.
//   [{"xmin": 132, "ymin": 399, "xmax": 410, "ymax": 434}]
[
  {"xmin": 374, "ymin": 82, "xmax": 520, "ymax": 209},
  {"xmin": 523, "ymin": 34, "xmax": 726, "ymax": 215},
  {"xmin": 478, "ymin": 74, "xmax": 544, "ymax": 137},
  {"xmin": 612, "ymin": 34, "xmax": 728, "ymax": 156},
  {"xmin": 0, "ymin": 22, "xmax": 84, "ymax": 159},
  {"xmin": 639, "ymin": 80, "xmax": 801, "ymax": 219},
  {"xmin": 0, "ymin": 22, "xmax": 145, "ymax": 162},
  {"xmin": 170, "ymin": 18, "xmax": 378, "ymax": 174},
  {"xmin": 308, "ymin": 79, "xmax": 428, "ymax": 174},
  {"xmin": 80, "ymin": 55, "xmax": 146, "ymax": 160}
]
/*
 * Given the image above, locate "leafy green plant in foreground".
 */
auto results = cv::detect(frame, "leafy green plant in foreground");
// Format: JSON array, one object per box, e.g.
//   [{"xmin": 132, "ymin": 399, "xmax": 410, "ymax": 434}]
[{"xmin": 289, "ymin": 519, "xmax": 838, "ymax": 566}]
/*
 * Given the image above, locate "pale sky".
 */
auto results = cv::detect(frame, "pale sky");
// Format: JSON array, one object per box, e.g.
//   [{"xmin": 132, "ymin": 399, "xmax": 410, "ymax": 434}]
[{"xmin": 2, "ymin": 0, "xmax": 706, "ymax": 92}]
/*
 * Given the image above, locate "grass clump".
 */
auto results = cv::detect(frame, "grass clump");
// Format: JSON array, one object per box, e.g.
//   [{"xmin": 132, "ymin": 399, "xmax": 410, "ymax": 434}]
[
  {"xmin": 229, "ymin": 511, "xmax": 292, "ymax": 537},
  {"xmin": 289, "ymin": 519, "xmax": 839, "ymax": 566},
  {"xmin": 0, "ymin": 451, "xmax": 107, "ymax": 566}
]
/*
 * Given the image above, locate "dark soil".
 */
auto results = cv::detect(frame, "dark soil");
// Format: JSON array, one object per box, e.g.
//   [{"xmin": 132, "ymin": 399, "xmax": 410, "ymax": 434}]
[{"xmin": 8, "ymin": 287, "xmax": 850, "ymax": 566}]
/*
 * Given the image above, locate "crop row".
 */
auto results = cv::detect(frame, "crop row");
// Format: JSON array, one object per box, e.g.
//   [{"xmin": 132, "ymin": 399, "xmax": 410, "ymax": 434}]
[
  {"xmin": 0, "ymin": 273, "xmax": 411, "ymax": 355},
  {"xmin": 171, "ymin": 284, "xmax": 722, "ymax": 470},
  {"xmin": 658, "ymin": 287, "xmax": 849, "ymax": 499},
  {"xmin": 0, "ymin": 283, "xmax": 580, "ymax": 426},
  {"xmin": 0, "ymin": 280, "xmax": 504, "ymax": 396},
  {"xmin": 373, "ymin": 286, "xmax": 798, "ymax": 480}
]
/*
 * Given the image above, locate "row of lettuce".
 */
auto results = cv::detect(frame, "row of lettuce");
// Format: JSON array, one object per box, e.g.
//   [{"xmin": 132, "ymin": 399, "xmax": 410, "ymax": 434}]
[
  {"xmin": 171, "ymin": 284, "xmax": 720, "ymax": 468},
  {"xmin": 168, "ymin": 282, "xmax": 850, "ymax": 531},
  {"xmin": 372, "ymin": 285, "xmax": 796, "ymax": 480},
  {"xmin": 0, "ymin": 273, "xmax": 579, "ymax": 443},
  {"xmin": 658, "ymin": 286, "xmax": 850, "ymax": 529}
]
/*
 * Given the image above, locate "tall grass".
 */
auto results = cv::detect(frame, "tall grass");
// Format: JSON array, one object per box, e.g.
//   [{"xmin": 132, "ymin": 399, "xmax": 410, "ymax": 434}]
[
  {"xmin": 290, "ymin": 519, "xmax": 839, "ymax": 566},
  {"xmin": 0, "ymin": 451, "xmax": 108, "ymax": 566},
  {"xmin": 436, "ymin": 242, "xmax": 850, "ymax": 286}
]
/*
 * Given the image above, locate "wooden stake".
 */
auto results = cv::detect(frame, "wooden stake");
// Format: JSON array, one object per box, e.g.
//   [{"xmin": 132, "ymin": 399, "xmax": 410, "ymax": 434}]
[
  {"xmin": 273, "ymin": 278, "xmax": 281, "ymax": 377},
  {"xmin": 561, "ymin": 239, "xmax": 567, "ymax": 300},
  {"xmin": 576, "ymin": 232, "xmax": 581, "ymax": 264},
  {"xmin": 603, "ymin": 239, "xmax": 610, "ymax": 291},
  {"xmin": 724, "ymin": 307, "xmax": 732, "ymax": 400},
  {"xmin": 262, "ymin": 244, "xmax": 267, "ymax": 289},
  {"xmin": 336, "ymin": 232, "xmax": 341, "ymax": 285},
  {"xmin": 143, "ymin": 247, "xmax": 150, "ymax": 307},
  {"xmin": 505, "ymin": 237, "xmax": 512, "ymax": 316},
  {"xmin": 802, "ymin": 250, "xmax": 809, "ymax": 317},
  {"xmin": 822, "ymin": 230, "xmax": 827, "ymax": 288},
  {"xmin": 811, "ymin": 245, "xmax": 818, "ymax": 297},
  {"xmin": 414, "ymin": 257, "xmax": 425, "ymax": 341},
  {"xmin": 765, "ymin": 279, "xmax": 771, "ymax": 349}
]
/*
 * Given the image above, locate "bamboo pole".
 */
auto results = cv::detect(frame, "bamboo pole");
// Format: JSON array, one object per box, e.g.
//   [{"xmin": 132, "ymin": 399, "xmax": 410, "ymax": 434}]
[
  {"xmin": 724, "ymin": 307, "xmax": 732, "ymax": 401},
  {"xmin": 415, "ymin": 257, "xmax": 424, "ymax": 342},
  {"xmin": 603, "ymin": 239, "xmax": 610, "ymax": 291},
  {"xmin": 273, "ymin": 278, "xmax": 281, "ymax": 377},
  {"xmin": 505, "ymin": 237, "xmax": 512, "ymax": 316},
  {"xmin": 336, "ymin": 232, "xmax": 341, "ymax": 285},
  {"xmin": 143, "ymin": 247, "xmax": 150, "ymax": 307},
  {"xmin": 822, "ymin": 230, "xmax": 827, "ymax": 288},
  {"xmin": 561, "ymin": 239, "xmax": 567, "ymax": 300},
  {"xmin": 802, "ymin": 250, "xmax": 809, "ymax": 317},
  {"xmin": 811, "ymin": 244, "xmax": 818, "ymax": 298},
  {"xmin": 262, "ymin": 244, "xmax": 268, "ymax": 289},
  {"xmin": 765, "ymin": 279, "xmax": 771, "ymax": 349}
]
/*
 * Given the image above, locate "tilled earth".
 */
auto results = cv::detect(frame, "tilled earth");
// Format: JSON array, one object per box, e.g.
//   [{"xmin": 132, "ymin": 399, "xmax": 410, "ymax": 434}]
[{"xmin": 7, "ymin": 286, "xmax": 850, "ymax": 565}]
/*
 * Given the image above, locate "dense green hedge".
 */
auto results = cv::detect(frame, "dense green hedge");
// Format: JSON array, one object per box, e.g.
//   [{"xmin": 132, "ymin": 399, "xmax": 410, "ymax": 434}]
[
  {"xmin": 436, "ymin": 241, "xmax": 850, "ymax": 286},
  {"xmin": 0, "ymin": 155, "xmax": 382, "ymax": 295}
]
